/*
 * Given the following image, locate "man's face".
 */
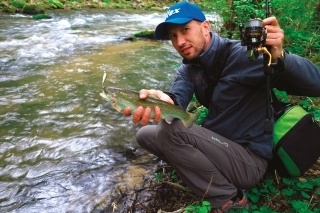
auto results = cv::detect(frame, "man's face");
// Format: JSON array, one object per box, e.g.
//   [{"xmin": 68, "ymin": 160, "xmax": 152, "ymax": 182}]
[{"xmin": 166, "ymin": 20, "xmax": 211, "ymax": 61}]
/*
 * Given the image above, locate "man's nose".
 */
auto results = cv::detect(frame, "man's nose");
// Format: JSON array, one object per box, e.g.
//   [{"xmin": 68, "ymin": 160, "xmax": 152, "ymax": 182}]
[{"xmin": 176, "ymin": 34, "xmax": 186, "ymax": 46}]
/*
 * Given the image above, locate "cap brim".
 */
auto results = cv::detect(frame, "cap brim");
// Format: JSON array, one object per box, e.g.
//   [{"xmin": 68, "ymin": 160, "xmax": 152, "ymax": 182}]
[{"xmin": 154, "ymin": 17, "xmax": 193, "ymax": 40}]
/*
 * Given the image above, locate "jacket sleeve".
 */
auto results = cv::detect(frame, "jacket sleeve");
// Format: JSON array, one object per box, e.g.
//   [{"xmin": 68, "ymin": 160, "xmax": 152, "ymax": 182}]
[
  {"xmin": 273, "ymin": 52, "xmax": 320, "ymax": 96},
  {"xmin": 169, "ymin": 64, "xmax": 195, "ymax": 110}
]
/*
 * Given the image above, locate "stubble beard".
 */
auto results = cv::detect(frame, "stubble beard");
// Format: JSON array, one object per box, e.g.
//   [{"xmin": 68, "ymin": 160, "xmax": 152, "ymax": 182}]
[{"xmin": 181, "ymin": 34, "xmax": 207, "ymax": 61}]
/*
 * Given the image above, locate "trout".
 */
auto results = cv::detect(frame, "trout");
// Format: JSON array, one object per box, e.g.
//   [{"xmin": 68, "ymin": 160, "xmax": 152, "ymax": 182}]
[{"xmin": 100, "ymin": 86, "xmax": 197, "ymax": 128}]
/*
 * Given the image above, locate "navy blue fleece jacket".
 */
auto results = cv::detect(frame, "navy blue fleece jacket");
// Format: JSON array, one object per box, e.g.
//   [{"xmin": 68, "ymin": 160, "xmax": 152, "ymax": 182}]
[{"xmin": 169, "ymin": 32, "xmax": 320, "ymax": 159}]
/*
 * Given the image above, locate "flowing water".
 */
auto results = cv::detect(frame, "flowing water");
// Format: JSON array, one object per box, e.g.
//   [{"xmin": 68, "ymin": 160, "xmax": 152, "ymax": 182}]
[{"xmin": 0, "ymin": 9, "xmax": 220, "ymax": 213}]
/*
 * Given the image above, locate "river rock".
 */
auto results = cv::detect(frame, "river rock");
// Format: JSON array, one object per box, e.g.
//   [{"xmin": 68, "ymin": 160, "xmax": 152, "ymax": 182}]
[
  {"xmin": 32, "ymin": 14, "xmax": 52, "ymax": 20},
  {"xmin": 22, "ymin": 4, "xmax": 45, "ymax": 15},
  {"xmin": 133, "ymin": 30, "xmax": 155, "ymax": 39}
]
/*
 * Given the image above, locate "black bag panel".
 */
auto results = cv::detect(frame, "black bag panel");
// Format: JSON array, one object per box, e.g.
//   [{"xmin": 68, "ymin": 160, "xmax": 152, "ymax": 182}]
[
  {"xmin": 268, "ymin": 154, "xmax": 291, "ymax": 177},
  {"xmin": 279, "ymin": 114, "xmax": 320, "ymax": 173},
  {"xmin": 270, "ymin": 114, "xmax": 320, "ymax": 177}
]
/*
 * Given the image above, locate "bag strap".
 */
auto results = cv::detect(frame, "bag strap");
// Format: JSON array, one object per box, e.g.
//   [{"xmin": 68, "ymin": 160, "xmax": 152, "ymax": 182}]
[
  {"xmin": 204, "ymin": 41, "xmax": 234, "ymax": 108},
  {"xmin": 263, "ymin": 55, "xmax": 273, "ymax": 134},
  {"xmin": 264, "ymin": 54, "xmax": 287, "ymax": 133},
  {"xmin": 270, "ymin": 89, "xmax": 285, "ymax": 115}
]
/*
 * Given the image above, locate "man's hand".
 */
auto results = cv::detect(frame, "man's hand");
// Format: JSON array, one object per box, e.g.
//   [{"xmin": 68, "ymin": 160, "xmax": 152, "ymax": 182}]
[
  {"xmin": 123, "ymin": 89, "xmax": 174, "ymax": 126},
  {"xmin": 262, "ymin": 17, "xmax": 285, "ymax": 62}
]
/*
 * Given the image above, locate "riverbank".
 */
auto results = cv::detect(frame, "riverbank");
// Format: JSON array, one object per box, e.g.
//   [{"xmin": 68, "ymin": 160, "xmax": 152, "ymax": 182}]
[{"xmin": 0, "ymin": 0, "xmax": 205, "ymax": 14}]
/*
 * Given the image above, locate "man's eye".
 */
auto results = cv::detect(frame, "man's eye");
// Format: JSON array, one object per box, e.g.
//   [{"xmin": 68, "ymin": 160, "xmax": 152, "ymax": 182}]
[
  {"xmin": 168, "ymin": 34, "xmax": 176, "ymax": 39},
  {"xmin": 182, "ymin": 28, "xmax": 190, "ymax": 33}
]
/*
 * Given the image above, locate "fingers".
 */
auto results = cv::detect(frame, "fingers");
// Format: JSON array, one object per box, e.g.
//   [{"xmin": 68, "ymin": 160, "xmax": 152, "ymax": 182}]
[
  {"xmin": 128, "ymin": 89, "xmax": 169, "ymax": 126},
  {"xmin": 140, "ymin": 107, "xmax": 152, "ymax": 125},
  {"xmin": 262, "ymin": 17, "xmax": 280, "ymax": 28},
  {"xmin": 131, "ymin": 106, "xmax": 162, "ymax": 125},
  {"xmin": 159, "ymin": 92, "xmax": 174, "ymax": 104},
  {"xmin": 262, "ymin": 16, "xmax": 284, "ymax": 62},
  {"xmin": 123, "ymin": 107, "xmax": 132, "ymax": 116},
  {"xmin": 143, "ymin": 89, "xmax": 174, "ymax": 104},
  {"xmin": 132, "ymin": 106, "xmax": 144, "ymax": 124},
  {"xmin": 263, "ymin": 17, "xmax": 284, "ymax": 45},
  {"xmin": 124, "ymin": 106, "xmax": 146, "ymax": 125},
  {"xmin": 139, "ymin": 89, "xmax": 149, "ymax": 99},
  {"xmin": 153, "ymin": 106, "xmax": 162, "ymax": 122},
  {"xmin": 265, "ymin": 34, "xmax": 283, "ymax": 46}
]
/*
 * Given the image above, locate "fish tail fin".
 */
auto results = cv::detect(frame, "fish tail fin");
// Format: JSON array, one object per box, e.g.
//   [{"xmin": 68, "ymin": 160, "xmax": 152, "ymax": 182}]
[
  {"xmin": 112, "ymin": 103, "xmax": 122, "ymax": 112},
  {"xmin": 182, "ymin": 112, "xmax": 198, "ymax": 128},
  {"xmin": 100, "ymin": 91, "xmax": 107, "ymax": 99}
]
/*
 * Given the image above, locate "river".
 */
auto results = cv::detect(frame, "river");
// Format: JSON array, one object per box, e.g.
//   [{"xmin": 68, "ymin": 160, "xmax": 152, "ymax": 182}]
[{"xmin": 0, "ymin": 9, "xmax": 220, "ymax": 213}]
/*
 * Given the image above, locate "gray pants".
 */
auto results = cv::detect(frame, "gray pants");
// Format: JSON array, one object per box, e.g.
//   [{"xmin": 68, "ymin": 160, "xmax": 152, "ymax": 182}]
[{"xmin": 136, "ymin": 119, "xmax": 268, "ymax": 208}]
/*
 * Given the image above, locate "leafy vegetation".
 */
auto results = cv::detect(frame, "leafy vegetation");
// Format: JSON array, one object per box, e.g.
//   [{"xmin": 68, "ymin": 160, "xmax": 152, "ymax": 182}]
[
  {"xmin": 154, "ymin": 165, "xmax": 320, "ymax": 213},
  {"xmin": 198, "ymin": 0, "xmax": 320, "ymax": 66},
  {"xmin": 243, "ymin": 175, "xmax": 320, "ymax": 213},
  {"xmin": 273, "ymin": 89, "xmax": 320, "ymax": 121}
]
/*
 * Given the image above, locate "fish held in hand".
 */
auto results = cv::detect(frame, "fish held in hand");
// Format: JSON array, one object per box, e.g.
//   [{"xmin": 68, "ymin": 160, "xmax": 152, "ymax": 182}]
[{"xmin": 100, "ymin": 87, "xmax": 197, "ymax": 128}]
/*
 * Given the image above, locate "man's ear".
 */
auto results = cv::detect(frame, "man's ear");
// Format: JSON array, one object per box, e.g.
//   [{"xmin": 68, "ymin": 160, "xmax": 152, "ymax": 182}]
[{"xmin": 202, "ymin": 20, "xmax": 211, "ymax": 34}]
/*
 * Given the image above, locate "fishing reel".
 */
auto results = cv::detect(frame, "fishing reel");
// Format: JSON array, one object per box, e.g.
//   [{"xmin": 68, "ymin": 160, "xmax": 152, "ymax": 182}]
[{"xmin": 239, "ymin": 18, "xmax": 272, "ymax": 66}]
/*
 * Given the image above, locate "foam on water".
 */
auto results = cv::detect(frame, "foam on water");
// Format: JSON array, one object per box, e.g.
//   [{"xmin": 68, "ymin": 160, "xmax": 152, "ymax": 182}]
[{"xmin": 0, "ymin": 11, "xmax": 167, "ymax": 72}]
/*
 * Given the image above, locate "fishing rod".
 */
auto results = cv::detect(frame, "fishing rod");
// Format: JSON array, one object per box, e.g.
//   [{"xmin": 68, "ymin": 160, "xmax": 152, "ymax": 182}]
[
  {"xmin": 265, "ymin": 0, "xmax": 270, "ymax": 19},
  {"xmin": 238, "ymin": 0, "xmax": 284, "ymax": 134}
]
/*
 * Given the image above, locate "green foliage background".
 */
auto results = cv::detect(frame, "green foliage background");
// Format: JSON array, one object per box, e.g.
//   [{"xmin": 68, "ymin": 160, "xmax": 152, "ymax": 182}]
[
  {"xmin": 197, "ymin": 0, "xmax": 320, "ymax": 122},
  {"xmin": 199, "ymin": 0, "xmax": 320, "ymax": 66}
]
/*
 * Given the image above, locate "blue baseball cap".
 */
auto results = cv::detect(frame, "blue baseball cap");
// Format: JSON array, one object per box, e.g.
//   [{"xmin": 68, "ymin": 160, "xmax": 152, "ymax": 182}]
[{"xmin": 154, "ymin": 2, "xmax": 206, "ymax": 40}]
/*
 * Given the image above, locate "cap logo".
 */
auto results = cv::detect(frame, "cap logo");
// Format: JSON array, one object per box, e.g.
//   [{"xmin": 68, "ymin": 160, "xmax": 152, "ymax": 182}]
[{"xmin": 166, "ymin": 8, "xmax": 180, "ymax": 19}]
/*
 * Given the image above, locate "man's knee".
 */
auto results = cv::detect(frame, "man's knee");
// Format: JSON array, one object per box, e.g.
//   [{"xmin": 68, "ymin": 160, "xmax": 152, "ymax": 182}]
[
  {"xmin": 136, "ymin": 125, "xmax": 155, "ymax": 148},
  {"xmin": 157, "ymin": 119, "xmax": 186, "ymax": 149},
  {"xmin": 157, "ymin": 119, "xmax": 183, "ymax": 136}
]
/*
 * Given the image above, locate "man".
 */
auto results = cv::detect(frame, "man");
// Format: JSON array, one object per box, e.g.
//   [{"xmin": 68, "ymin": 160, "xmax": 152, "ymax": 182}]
[{"xmin": 123, "ymin": 2, "xmax": 320, "ymax": 212}]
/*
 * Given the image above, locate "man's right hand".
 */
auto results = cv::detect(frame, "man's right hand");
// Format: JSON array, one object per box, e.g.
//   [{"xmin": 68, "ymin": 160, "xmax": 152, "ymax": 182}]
[{"xmin": 123, "ymin": 89, "xmax": 174, "ymax": 126}]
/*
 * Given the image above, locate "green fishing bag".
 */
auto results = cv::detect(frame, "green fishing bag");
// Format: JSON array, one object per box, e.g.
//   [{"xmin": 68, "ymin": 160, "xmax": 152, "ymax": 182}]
[{"xmin": 272, "ymin": 104, "xmax": 320, "ymax": 177}]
